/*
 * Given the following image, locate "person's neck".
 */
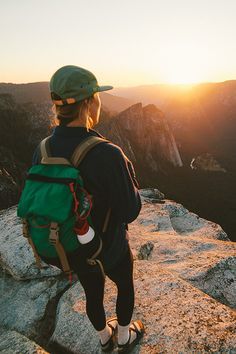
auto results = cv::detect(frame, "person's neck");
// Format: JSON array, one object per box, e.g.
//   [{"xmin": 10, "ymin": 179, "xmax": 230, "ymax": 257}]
[
  {"xmin": 67, "ymin": 121, "xmax": 87, "ymax": 128},
  {"xmin": 67, "ymin": 113, "xmax": 88, "ymax": 128}
]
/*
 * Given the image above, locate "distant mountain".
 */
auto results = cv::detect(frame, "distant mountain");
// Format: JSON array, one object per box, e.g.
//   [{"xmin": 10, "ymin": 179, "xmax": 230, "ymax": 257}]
[
  {"xmin": 0, "ymin": 93, "xmax": 181, "ymax": 209},
  {"xmin": 0, "ymin": 82, "xmax": 135, "ymax": 113},
  {"xmin": 97, "ymin": 103, "xmax": 183, "ymax": 183},
  {"xmin": 112, "ymin": 83, "xmax": 181, "ymax": 106},
  {"xmin": 112, "ymin": 80, "xmax": 236, "ymax": 107},
  {"xmin": 99, "ymin": 92, "xmax": 135, "ymax": 114},
  {"xmin": 2, "ymin": 81, "xmax": 236, "ymax": 164},
  {"xmin": 111, "ymin": 81, "xmax": 236, "ymax": 241},
  {"xmin": 0, "ymin": 82, "xmax": 50, "ymax": 103},
  {"xmin": 1, "ymin": 83, "xmax": 236, "ymax": 241},
  {"xmin": 113, "ymin": 81, "xmax": 236, "ymax": 165},
  {"xmin": 0, "ymin": 93, "xmax": 51, "ymax": 209}
]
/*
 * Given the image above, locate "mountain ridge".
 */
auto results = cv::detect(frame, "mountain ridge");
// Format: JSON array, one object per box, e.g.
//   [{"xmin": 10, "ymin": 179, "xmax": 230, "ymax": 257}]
[
  {"xmin": 0, "ymin": 82, "xmax": 135, "ymax": 113},
  {"xmin": 1, "ymin": 85, "xmax": 236, "ymax": 241}
]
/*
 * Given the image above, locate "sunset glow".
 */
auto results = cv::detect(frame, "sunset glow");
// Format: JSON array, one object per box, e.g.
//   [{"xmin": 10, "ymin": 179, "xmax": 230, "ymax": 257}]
[
  {"xmin": 157, "ymin": 44, "xmax": 208, "ymax": 84},
  {"xmin": 0, "ymin": 0, "xmax": 236, "ymax": 87}
]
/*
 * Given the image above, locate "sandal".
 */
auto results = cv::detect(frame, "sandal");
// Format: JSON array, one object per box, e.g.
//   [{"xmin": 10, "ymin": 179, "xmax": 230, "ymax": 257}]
[
  {"xmin": 100, "ymin": 317, "xmax": 118, "ymax": 352},
  {"xmin": 118, "ymin": 320, "xmax": 145, "ymax": 353}
]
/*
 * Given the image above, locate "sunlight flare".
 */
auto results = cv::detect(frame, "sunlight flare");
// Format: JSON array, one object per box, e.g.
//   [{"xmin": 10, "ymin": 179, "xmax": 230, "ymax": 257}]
[{"xmin": 158, "ymin": 42, "xmax": 209, "ymax": 85}]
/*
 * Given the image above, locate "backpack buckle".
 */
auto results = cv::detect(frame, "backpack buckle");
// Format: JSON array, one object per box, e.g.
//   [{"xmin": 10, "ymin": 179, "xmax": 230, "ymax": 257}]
[{"xmin": 49, "ymin": 222, "xmax": 59, "ymax": 245}]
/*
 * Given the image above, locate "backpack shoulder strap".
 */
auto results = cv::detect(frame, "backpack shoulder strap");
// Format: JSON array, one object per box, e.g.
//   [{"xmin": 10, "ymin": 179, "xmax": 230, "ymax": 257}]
[
  {"xmin": 39, "ymin": 136, "xmax": 70, "ymax": 165},
  {"xmin": 71, "ymin": 136, "xmax": 109, "ymax": 167},
  {"xmin": 71, "ymin": 136, "xmax": 111, "ymax": 233},
  {"xmin": 40, "ymin": 136, "xmax": 51, "ymax": 159}
]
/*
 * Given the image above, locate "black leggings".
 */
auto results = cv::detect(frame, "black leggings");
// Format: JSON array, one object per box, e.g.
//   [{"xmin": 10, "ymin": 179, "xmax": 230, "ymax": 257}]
[
  {"xmin": 77, "ymin": 247, "xmax": 134, "ymax": 331},
  {"xmin": 42, "ymin": 246, "xmax": 135, "ymax": 331}
]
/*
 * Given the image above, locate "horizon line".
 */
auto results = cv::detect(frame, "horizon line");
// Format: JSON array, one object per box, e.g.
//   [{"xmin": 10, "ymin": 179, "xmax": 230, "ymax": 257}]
[{"xmin": 1, "ymin": 78, "xmax": 236, "ymax": 89}]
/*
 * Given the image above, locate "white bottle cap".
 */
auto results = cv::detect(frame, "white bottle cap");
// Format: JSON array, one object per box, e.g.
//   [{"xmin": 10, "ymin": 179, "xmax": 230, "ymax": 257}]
[{"xmin": 77, "ymin": 226, "xmax": 95, "ymax": 244}]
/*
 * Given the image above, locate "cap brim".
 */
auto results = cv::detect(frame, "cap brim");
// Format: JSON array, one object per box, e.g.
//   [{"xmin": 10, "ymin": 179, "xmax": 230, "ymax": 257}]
[{"xmin": 97, "ymin": 85, "xmax": 113, "ymax": 92}]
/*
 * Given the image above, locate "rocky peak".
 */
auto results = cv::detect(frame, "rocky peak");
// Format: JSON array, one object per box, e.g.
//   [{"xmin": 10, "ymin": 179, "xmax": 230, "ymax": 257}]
[
  {"xmin": 115, "ymin": 102, "xmax": 143, "ymax": 131},
  {"xmin": 117, "ymin": 102, "xmax": 143, "ymax": 117},
  {"xmin": 98, "ymin": 103, "xmax": 183, "ymax": 174},
  {"xmin": 143, "ymin": 103, "xmax": 164, "ymax": 117},
  {"xmin": 191, "ymin": 153, "xmax": 227, "ymax": 172}
]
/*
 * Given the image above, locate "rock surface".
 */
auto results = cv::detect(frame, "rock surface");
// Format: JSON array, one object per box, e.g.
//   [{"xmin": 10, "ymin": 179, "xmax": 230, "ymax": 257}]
[
  {"xmin": 0, "ymin": 190, "xmax": 236, "ymax": 353},
  {"xmin": 0, "ymin": 328, "xmax": 48, "ymax": 354},
  {"xmin": 0, "ymin": 206, "xmax": 69, "ymax": 348},
  {"xmin": 0, "ymin": 206, "xmax": 61, "ymax": 280},
  {"xmin": 51, "ymin": 265, "xmax": 236, "ymax": 354},
  {"xmin": 0, "ymin": 269, "xmax": 68, "ymax": 347},
  {"xmin": 191, "ymin": 153, "xmax": 227, "ymax": 172},
  {"xmin": 50, "ymin": 190, "xmax": 236, "ymax": 353},
  {"xmin": 131, "ymin": 192, "xmax": 236, "ymax": 309}
]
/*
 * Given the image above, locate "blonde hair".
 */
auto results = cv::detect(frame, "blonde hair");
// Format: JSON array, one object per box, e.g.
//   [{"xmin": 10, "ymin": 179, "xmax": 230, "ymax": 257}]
[{"xmin": 52, "ymin": 97, "xmax": 94, "ymax": 131}]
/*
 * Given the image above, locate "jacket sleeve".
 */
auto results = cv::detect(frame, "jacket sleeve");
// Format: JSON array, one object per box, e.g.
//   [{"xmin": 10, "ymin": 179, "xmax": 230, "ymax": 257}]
[{"xmin": 105, "ymin": 146, "xmax": 142, "ymax": 224}]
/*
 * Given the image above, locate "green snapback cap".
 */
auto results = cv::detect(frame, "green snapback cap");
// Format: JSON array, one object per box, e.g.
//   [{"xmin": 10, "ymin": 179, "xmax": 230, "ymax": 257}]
[{"xmin": 50, "ymin": 65, "xmax": 113, "ymax": 105}]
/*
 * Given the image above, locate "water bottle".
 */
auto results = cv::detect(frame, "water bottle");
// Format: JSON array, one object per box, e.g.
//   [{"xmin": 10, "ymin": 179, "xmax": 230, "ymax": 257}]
[{"xmin": 75, "ymin": 218, "xmax": 95, "ymax": 245}]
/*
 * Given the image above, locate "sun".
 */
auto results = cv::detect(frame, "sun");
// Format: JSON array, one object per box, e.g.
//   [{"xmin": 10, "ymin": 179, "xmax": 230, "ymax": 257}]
[
  {"xmin": 157, "ymin": 43, "xmax": 208, "ymax": 85},
  {"xmin": 164, "ymin": 57, "xmax": 206, "ymax": 85},
  {"xmin": 165, "ymin": 66, "xmax": 204, "ymax": 85}
]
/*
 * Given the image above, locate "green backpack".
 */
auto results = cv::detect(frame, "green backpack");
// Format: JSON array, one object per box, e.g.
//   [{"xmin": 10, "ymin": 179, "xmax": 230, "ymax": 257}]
[{"xmin": 17, "ymin": 135, "xmax": 110, "ymax": 278}]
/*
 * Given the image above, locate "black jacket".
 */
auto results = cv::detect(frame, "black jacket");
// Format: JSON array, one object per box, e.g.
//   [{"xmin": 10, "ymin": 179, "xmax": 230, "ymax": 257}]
[{"xmin": 33, "ymin": 126, "xmax": 141, "ymax": 271}]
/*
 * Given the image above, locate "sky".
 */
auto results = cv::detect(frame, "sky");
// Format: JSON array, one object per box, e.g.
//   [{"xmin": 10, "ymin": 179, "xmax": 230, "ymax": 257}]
[{"xmin": 0, "ymin": 0, "xmax": 236, "ymax": 87}]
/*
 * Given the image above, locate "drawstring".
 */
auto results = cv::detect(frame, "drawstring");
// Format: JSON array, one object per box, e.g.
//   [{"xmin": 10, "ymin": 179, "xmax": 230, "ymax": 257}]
[
  {"xmin": 86, "ymin": 237, "xmax": 106, "ymax": 279},
  {"xmin": 69, "ymin": 182, "xmax": 79, "ymax": 213},
  {"xmin": 87, "ymin": 258, "xmax": 106, "ymax": 279}
]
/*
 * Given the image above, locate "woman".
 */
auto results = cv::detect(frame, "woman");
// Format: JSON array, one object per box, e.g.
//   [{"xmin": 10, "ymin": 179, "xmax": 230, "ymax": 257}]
[{"xmin": 33, "ymin": 65, "xmax": 144, "ymax": 353}]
